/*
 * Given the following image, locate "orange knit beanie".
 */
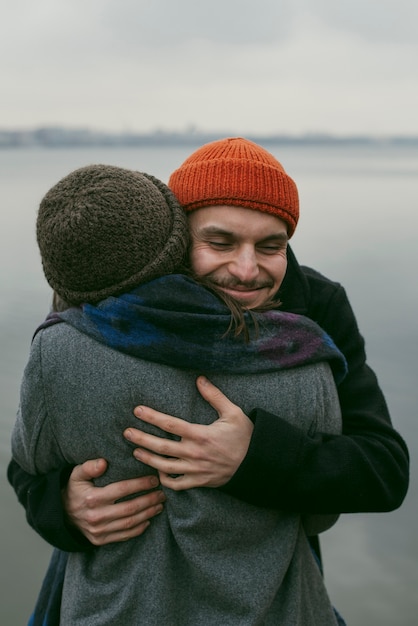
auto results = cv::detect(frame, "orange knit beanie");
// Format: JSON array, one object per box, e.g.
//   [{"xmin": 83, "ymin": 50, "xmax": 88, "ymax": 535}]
[{"xmin": 168, "ymin": 137, "xmax": 299, "ymax": 237}]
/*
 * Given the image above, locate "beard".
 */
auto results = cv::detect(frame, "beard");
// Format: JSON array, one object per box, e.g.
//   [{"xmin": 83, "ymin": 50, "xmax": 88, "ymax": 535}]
[{"xmin": 200, "ymin": 275, "xmax": 274, "ymax": 291}]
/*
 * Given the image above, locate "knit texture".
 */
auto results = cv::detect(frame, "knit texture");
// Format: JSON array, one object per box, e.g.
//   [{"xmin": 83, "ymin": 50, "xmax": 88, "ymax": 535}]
[
  {"xmin": 37, "ymin": 165, "xmax": 188, "ymax": 304},
  {"xmin": 14, "ymin": 289, "xmax": 344, "ymax": 625},
  {"xmin": 57, "ymin": 274, "xmax": 347, "ymax": 383},
  {"xmin": 169, "ymin": 137, "xmax": 299, "ymax": 237}
]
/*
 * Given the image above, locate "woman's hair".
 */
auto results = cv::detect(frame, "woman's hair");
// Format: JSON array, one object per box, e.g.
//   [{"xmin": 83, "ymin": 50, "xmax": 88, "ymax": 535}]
[
  {"xmin": 52, "ymin": 292, "xmax": 71, "ymax": 313},
  {"xmin": 52, "ymin": 270, "xmax": 281, "ymax": 343},
  {"xmin": 194, "ymin": 276, "xmax": 281, "ymax": 342}
]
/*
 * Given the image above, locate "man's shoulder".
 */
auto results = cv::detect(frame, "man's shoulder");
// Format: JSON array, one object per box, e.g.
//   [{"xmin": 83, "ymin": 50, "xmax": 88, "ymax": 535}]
[
  {"xmin": 299, "ymin": 264, "xmax": 342, "ymax": 290},
  {"xmin": 300, "ymin": 265, "xmax": 347, "ymax": 312},
  {"xmin": 299, "ymin": 264, "xmax": 326, "ymax": 280},
  {"xmin": 282, "ymin": 247, "xmax": 345, "ymax": 315},
  {"xmin": 295, "ymin": 264, "xmax": 358, "ymax": 339}
]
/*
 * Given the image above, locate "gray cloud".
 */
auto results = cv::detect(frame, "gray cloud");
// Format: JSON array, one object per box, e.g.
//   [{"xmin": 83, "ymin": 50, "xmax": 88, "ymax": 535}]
[
  {"xmin": 96, "ymin": 0, "xmax": 295, "ymax": 46},
  {"xmin": 311, "ymin": 0, "xmax": 418, "ymax": 43},
  {"xmin": 1, "ymin": 0, "xmax": 418, "ymax": 134},
  {"xmin": 101, "ymin": 0, "xmax": 418, "ymax": 45},
  {"xmin": 3, "ymin": 0, "xmax": 418, "ymax": 61},
  {"xmin": 95, "ymin": 0, "xmax": 418, "ymax": 46}
]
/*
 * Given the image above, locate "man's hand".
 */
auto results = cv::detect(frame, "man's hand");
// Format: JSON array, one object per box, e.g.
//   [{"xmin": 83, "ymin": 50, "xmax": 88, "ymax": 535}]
[
  {"xmin": 63, "ymin": 458, "xmax": 166, "ymax": 546},
  {"xmin": 124, "ymin": 376, "xmax": 254, "ymax": 490}
]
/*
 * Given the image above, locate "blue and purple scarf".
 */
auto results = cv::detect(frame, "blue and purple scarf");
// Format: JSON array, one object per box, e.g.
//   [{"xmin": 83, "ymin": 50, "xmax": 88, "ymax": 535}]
[
  {"xmin": 55, "ymin": 274, "xmax": 347, "ymax": 383},
  {"xmin": 29, "ymin": 274, "xmax": 347, "ymax": 625}
]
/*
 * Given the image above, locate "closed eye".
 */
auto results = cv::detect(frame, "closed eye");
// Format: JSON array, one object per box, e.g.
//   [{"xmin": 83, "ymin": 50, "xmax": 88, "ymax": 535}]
[
  {"xmin": 258, "ymin": 244, "xmax": 287, "ymax": 254},
  {"xmin": 208, "ymin": 241, "xmax": 233, "ymax": 249}
]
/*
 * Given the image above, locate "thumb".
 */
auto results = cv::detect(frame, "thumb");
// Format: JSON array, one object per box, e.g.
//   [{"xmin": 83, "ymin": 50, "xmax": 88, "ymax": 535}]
[
  {"xmin": 196, "ymin": 376, "xmax": 232, "ymax": 418},
  {"xmin": 71, "ymin": 458, "xmax": 108, "ymax": 483}
]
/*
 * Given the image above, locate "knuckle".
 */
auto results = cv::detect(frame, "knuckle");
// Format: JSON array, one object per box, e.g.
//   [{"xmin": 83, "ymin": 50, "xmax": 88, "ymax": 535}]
[
  {"xmin": 163, "ymin": 419, "xmax": 176, "ymax": 433},
  {"xmin": 141, "ymin": 475, "xmax": 157, "ymax": 489},
  {"xmin": 89, "ymin": 535, "xmax": 104, "ymax": 546},
  {"xmin": 195, "ymin": 431, "xmax": 210, "ymax": 447},
  {"xmin": 125, "ymin": 498, "xmax": 145, "ymax": 516},
  {"xmin": 121, "ymin": 515, "xmax": 137, "ymax": 531},
  {"xmin": 158, "ymin": 441, "xmax": 172, "ymax": 456},
  {"xmin": 114, "ymin": 479, "xmax": 140, "ymax": 500},
  {"xmin": 166, "ymin": 463, "xmax": 181, "ymax": 475},
  {"xmin": 139, "ymin": 523, "xmax": 152, "ymax": 536},
  {"xmin": 113, "ymin": 482, "xmax": 129, "ymax": 499},
  {"xmin": 188, "ymin": 447, "xmax": 201, "ymax": 460},
  {"xmin": 133, "ymin": 521, "xmax": 151, "ymax": 538},
  {"xmin": 85, "ymin": 509, "xmax": 102, "ymax": 526},
  {"xmin": 84, "ymin": 492, "xmax": 100, "ymax": 509},
  {"xmin": 146, "ymin": 490, "xmax": 162, "ymax": 505},
  {"xmin": 88, "ymin": 525, "xmax": 106, "ymax": 543}
]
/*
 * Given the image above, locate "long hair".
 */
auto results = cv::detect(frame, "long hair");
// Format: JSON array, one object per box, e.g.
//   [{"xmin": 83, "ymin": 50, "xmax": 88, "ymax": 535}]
[
  {"xmin": 52, "ymin": 292, "xmax": 70, "ymax": 312},
  {"xmin": 52, "ymin": 271, "xmax": 281, "ymax": 343},
  {"xmin": 193, "ymin": 275, "xmax": 281, "ymax": 343}
]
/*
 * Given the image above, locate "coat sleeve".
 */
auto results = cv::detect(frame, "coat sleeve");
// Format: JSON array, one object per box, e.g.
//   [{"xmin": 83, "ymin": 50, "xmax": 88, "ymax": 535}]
[
  {"xmin": 11, "ymin": 331, "xmax": 64, "ymax": 474},
  {"xmin": 7, "ymin": 458, "xmax": 92, "ymax": 552},
  {"xmin": 8, "ymin": 283, "xmax": 410, "ymax": 549},
  {"xmin": 9, "ymin": 331, "xmax": 94, "ymax": 551},
  {"xmin": 221, "ymin": 284, "xmax": 410, "ymax": 513}
]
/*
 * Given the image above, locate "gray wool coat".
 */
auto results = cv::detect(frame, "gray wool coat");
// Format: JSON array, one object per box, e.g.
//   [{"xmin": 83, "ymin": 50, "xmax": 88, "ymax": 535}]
[{"xmin": 12, "ymin": 322, "xmax": 342, "ymax": 625}]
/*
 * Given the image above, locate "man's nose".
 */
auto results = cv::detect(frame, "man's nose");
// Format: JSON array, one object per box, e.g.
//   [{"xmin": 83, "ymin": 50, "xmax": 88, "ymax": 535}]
[{"xmin": 228, "ymin": 248, "xmax": 259, "ymax": 282}]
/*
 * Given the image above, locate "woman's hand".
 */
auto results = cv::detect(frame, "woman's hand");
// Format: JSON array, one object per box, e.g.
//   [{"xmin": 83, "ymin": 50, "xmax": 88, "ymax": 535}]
[
  {"xmin": 124, "ymin": 376, "xmax": 254, "ymax": 490},
  {"xmin": 63, "ymin": 458, "xmax": 166, "ymax": 545}
]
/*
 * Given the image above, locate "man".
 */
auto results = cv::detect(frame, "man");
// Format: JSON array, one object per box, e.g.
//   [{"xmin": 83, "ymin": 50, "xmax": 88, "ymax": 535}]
[
  {"xmin": 11, "ymin": 160, "xmax": 348, "ymax": 625},
  {"xmin": 9, "ymin": 137, "xmax": 409, "ymax": 553}
]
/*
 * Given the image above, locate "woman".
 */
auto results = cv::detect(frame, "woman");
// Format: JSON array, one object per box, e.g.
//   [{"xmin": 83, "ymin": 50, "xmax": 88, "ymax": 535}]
[{"xmin": 12, "ymin": 163, "xmax": 346, "ymax": 624}]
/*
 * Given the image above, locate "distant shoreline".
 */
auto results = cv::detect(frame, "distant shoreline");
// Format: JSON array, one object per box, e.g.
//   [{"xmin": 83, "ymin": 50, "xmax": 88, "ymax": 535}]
[{"xmin": 1, "ymin": 127, "xmax": 418, "ymax": 149}]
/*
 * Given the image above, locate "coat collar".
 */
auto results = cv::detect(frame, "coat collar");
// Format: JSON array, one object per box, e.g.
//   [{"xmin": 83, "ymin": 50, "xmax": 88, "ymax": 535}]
[{"xmin": 277, "ymin": 246, "xmax": 311, "ymax": 315}]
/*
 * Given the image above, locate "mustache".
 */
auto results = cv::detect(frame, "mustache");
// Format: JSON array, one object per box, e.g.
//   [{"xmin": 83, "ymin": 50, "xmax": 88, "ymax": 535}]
[{"xmin": 204, "ymin": 276, "xmax": 274, "ymax": 290}]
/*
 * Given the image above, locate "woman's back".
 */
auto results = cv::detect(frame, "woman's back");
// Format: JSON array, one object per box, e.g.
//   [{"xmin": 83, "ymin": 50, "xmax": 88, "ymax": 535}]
[{"xmin": 13, "ymin": 322, "xmax": 341, "ymax": 625}]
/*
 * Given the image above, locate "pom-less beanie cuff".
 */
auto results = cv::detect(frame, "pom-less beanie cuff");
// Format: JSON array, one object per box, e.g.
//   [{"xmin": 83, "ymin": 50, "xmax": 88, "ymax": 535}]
[{"xmin": 169, "ymin": 137, "xmax": 299, "ymax": 237}]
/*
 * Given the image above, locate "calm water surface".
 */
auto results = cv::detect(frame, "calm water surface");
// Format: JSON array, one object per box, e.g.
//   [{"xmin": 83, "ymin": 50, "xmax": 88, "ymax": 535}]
[{"xmin": 0, "ymin": 144, "xmax": 417, "ymax": 625}]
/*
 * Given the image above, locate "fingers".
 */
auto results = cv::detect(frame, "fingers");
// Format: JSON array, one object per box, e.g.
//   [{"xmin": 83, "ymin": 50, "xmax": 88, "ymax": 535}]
[
  {"xmin": 159, "ymin": 473, "xmax": 202, "ymax": 491},
  {"xmin": 70, "ymin": 458, "xmax": 108, "ymax": 482},
  {"xmin": 124, "ymin": 428, "xmax": 185, "ymax": 460},
  {"xmin": 126, "ymin": 379, "xmax": 252, "ymax": 492},
  {"xmin": 64, "ymin": 475, "xmax": 166, "ymax": 546},
  {"xmin": 82, "ymin": 490, "xmax": 166, "ymax": 546},
  {"xmin": 132, "ymin": 447, "xmax": 187, "ymax": 476},
  {"xmin": 84, "ymin": 474, "xmax": 162, "ymax": 507},
  {"xmin": 64, "ymin": 469, "xmax": 166, "ymax": 546},
  {"xmin": 195, "ymin": 376, "xmax": 232, "ymax": 417},
  {"xmin": 133, "ymin": 405, "xmax": 194, "ymax": 438},
  {"xmin": 90, "ymin": 521, "xmax": 151, "ymax": 545},
  {"xmin": 159, "ymin": 475, "xmax": 187, "ymax": 491}
]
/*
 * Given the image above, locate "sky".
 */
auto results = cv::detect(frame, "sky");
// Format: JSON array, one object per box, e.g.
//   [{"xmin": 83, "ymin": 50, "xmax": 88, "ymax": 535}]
[{"xmin": 2, "ymin": 0, "xmax": 418, "ymax": 136}]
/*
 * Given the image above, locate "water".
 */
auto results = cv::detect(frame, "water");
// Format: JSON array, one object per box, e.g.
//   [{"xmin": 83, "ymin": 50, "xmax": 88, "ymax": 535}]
[{"xmin": 0, "ymin": 144, "xmax": 417, "ymax": 625}]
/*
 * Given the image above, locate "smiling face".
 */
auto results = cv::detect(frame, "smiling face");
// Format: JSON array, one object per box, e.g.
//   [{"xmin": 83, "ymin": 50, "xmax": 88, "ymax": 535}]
[{"xmin": 188, "ymin": 205, "xmax": 288, "ymax": 309}]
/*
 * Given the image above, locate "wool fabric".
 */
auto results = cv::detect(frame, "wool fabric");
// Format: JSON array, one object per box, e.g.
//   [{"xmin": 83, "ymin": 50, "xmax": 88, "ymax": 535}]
[
  {"xmin": 169, "ymin": 137, "xmax": 299, "ymax": 237},
  {"xmin": 57, "ymin": 274, "xmax": 347, "ymax": 383},
  {"xmin": 36, "ymin": 165, "xmax": 188, "ymax": 304}
]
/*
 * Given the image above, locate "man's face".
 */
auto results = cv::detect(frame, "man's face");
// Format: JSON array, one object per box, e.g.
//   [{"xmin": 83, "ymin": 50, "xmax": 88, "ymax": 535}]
[{"xmin": 188, "ymin": 205, "xmax": 288, "ymax": 309}]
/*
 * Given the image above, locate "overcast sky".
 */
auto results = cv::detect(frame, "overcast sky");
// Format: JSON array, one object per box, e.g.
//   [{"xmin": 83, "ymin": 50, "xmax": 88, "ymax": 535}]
[{"xmin": 2, "ymin": 0, "xmax": 418, "ymax": 136}]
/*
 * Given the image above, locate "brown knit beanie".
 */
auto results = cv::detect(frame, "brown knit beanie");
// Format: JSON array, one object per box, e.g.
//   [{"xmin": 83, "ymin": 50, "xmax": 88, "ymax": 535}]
[
  {"xmin": 169, "ymin": 137, "xmax": 299, "ymax": 237},
  {"xmin": 37, "ymin": 164, "xmax": 188, "ymax": 304}
]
